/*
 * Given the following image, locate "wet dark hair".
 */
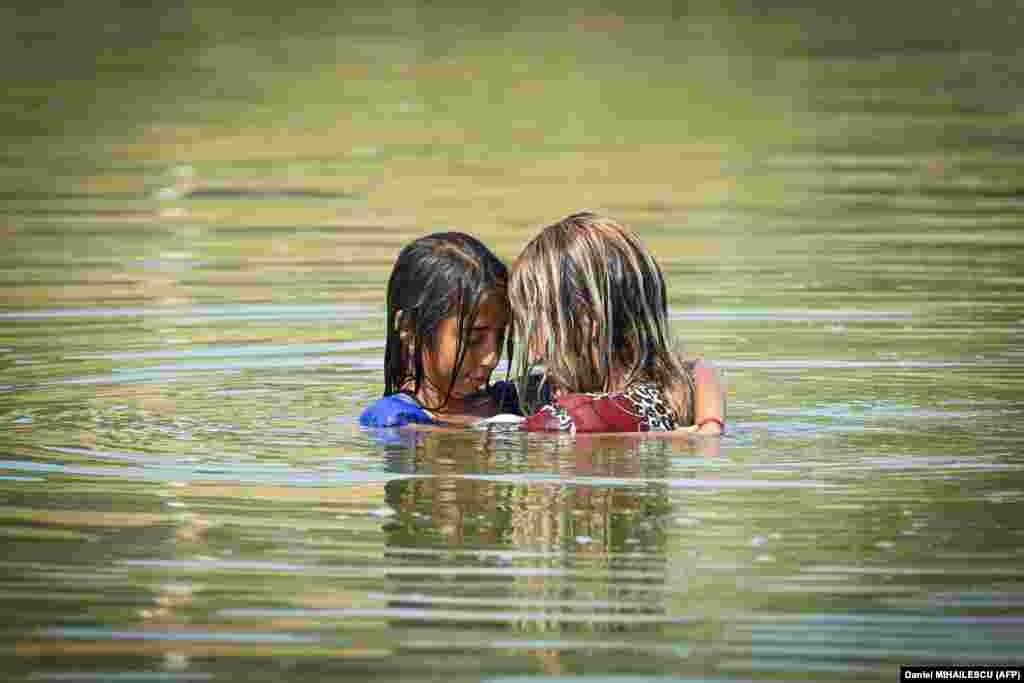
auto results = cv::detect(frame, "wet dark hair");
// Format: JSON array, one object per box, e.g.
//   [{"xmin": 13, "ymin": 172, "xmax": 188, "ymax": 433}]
[{"xmin": 384, "ymin": 232, "xmax": 510, "ymax": 410}]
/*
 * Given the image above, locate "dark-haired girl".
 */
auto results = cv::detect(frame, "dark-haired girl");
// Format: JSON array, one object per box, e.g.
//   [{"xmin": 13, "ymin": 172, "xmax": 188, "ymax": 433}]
[{"xmin": 359, "ymin": 232, "xmax": 518, "ymax": 428}]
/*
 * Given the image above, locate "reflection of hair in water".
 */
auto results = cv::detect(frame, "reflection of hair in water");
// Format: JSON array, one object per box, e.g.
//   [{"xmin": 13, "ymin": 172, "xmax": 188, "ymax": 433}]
[
  {"xmin": 505, "ymin": 439, "xmax": 672, "ymax": 637},
  {"xmin": 511, "ymin": 211, "xmax": 696, "ymax": 423},
  {"xmin": 384, "ymin": 431, "xmax": 514, "ymax": 547},
  {"xmin": 381, "ymin": 433, "xmax": 520, "ymax": 635},
  {"xmin": 380, "ymin": 432, "xmax": 675, "ymax": 655}
]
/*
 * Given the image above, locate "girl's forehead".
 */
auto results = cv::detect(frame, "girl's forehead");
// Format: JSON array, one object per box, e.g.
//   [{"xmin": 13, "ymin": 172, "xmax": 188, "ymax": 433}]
[
  {"xmin": 478, "ymin": 291, "xmax": 510, "ymax": 316},
  {"xmin": 442, "ymin": 289, "xmax": 509, "ymax": 322}
]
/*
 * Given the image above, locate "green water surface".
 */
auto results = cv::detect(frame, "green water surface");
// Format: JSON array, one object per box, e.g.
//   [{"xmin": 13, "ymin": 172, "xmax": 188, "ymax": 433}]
[{"xmin": 1, "ymin": 1, "xmax": 1022, "ymax": 681}]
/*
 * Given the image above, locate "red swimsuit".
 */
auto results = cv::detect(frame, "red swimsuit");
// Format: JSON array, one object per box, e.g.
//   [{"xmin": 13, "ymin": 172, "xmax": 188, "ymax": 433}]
[{"xmin": 522, "ymin": 383, "xmax": 679, "ymax": 433}]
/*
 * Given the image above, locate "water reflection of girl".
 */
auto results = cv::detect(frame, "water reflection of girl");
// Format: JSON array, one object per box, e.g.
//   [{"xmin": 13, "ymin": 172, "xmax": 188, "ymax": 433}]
[{"xmin": 381, "ymin": 429, "xmax": 696, "ymax": 673}]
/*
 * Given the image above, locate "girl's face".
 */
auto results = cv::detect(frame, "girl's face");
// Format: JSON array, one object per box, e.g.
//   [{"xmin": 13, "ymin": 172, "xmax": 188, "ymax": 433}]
[{"xmin": 420, "ymin": 290, "xmax": 509, "ymax": 406}]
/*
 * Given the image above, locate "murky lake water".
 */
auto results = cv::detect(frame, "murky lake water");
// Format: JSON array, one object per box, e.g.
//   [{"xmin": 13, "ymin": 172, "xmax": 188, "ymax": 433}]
[{"xmin": 2, "ymin": 2, "xmax": 1023, "ymax": 681}]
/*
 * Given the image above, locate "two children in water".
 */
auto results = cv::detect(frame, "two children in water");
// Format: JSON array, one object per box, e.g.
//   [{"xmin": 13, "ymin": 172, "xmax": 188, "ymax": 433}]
[{"xmin": 360, "ymin": 211, "xmax": 726, "ymax": 435}]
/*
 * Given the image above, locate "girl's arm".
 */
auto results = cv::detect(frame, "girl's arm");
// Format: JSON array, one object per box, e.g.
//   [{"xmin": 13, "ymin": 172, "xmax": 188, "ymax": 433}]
[{"xmin": 682, "ymin": 360, "xmax": 726, "ymax": 434}]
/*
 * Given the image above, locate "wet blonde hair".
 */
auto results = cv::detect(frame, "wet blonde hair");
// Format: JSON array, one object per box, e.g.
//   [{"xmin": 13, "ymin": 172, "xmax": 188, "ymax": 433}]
[{"xmin": 510, "ymin": 212, "xmax": 695, "ymax": 423}]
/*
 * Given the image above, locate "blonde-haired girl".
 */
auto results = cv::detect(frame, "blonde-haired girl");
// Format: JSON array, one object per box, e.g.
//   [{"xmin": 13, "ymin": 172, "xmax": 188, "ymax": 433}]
[{"xmin": 510, "ymin": 212, "xmax": 725, "ymax": 434}]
